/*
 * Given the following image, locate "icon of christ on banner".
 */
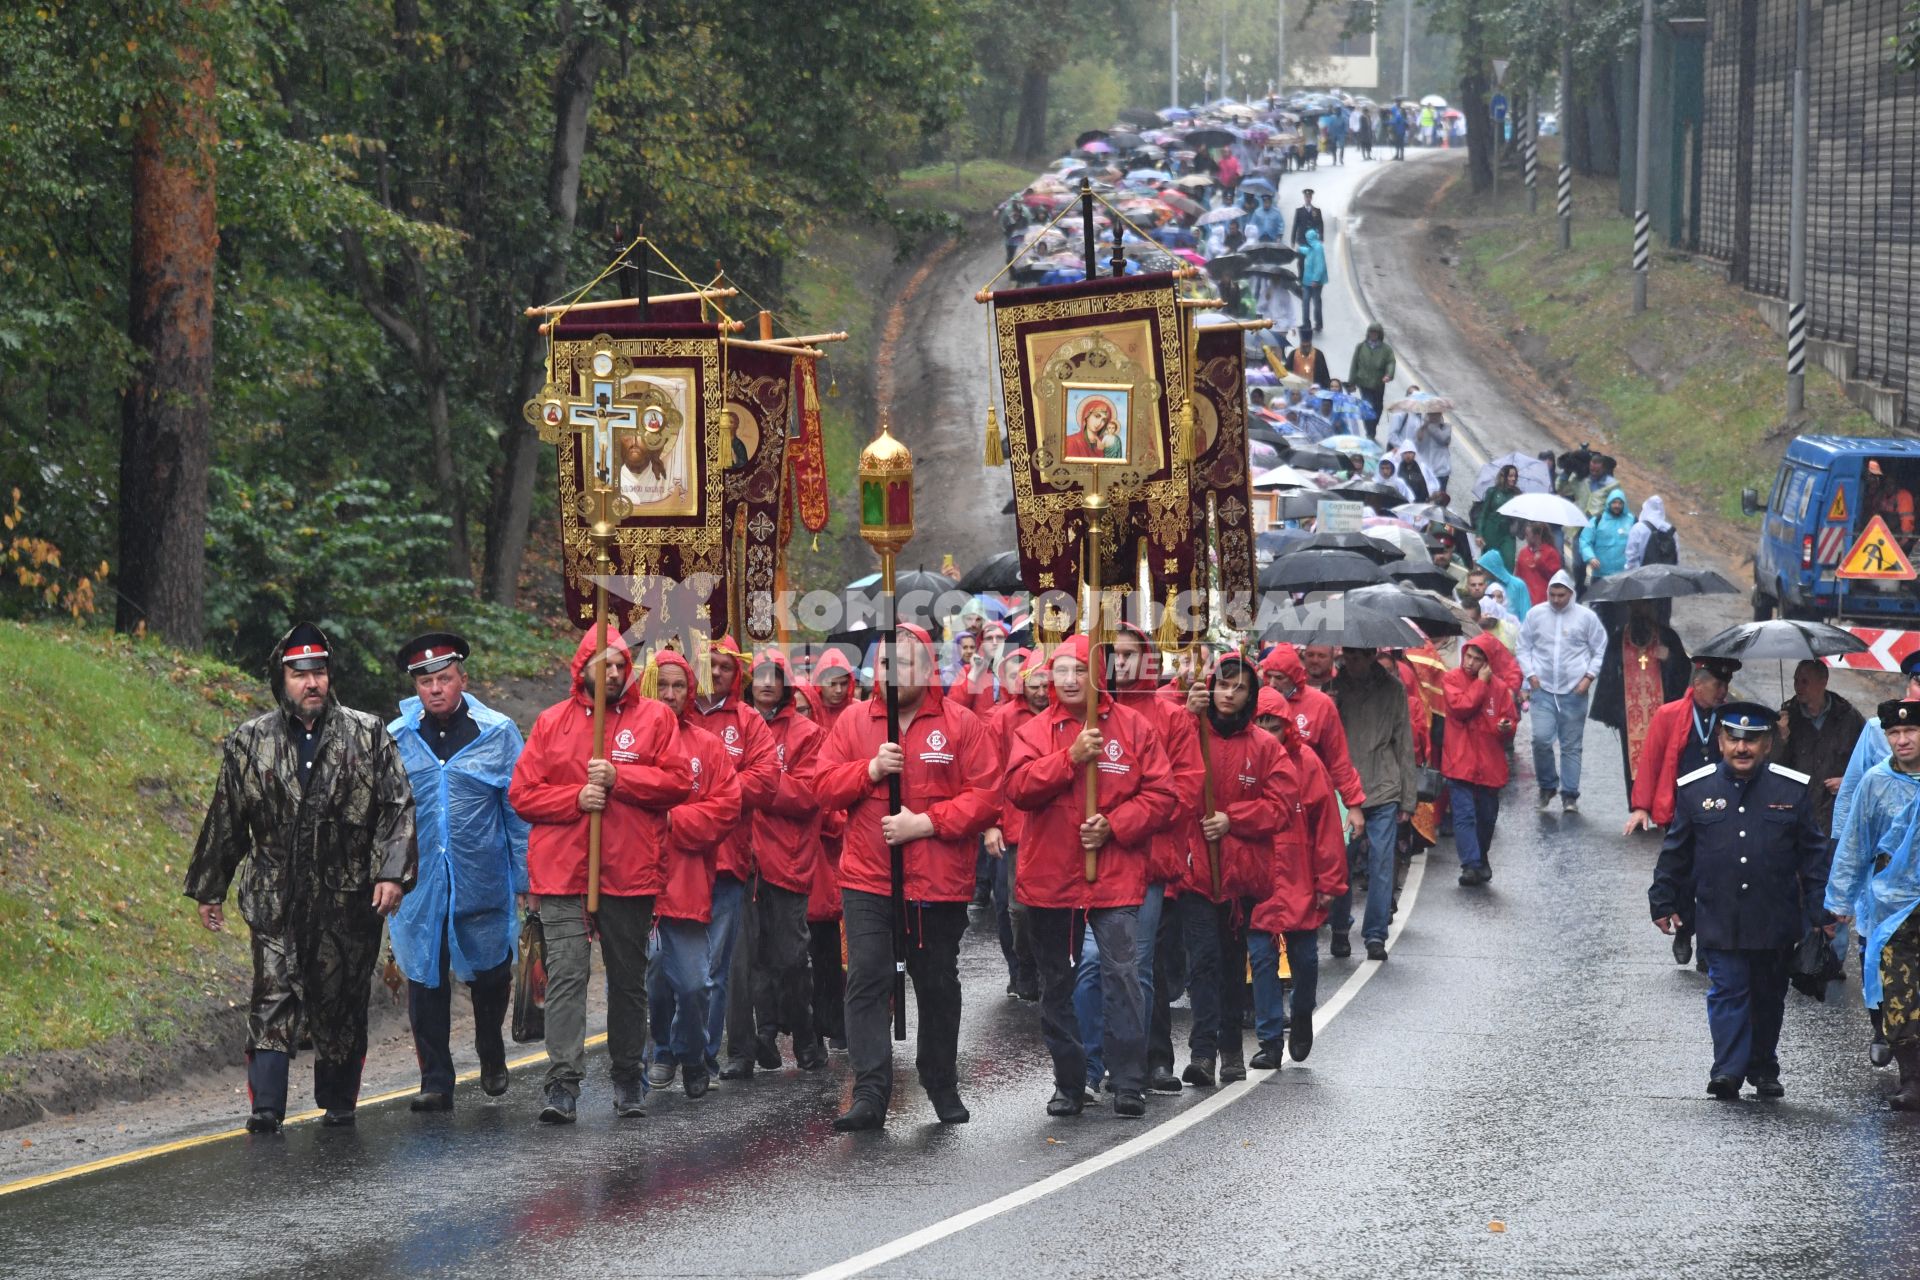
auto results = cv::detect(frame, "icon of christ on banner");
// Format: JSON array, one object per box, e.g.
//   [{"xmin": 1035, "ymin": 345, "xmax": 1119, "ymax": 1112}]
[{"xmin": 615, "ymin": 371, "xmax": 697, "ymax": 516}]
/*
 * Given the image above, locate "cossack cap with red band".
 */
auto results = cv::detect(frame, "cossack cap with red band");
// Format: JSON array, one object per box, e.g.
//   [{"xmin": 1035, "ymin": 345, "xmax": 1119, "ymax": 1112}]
[
  {"xmin": 395, "ymin": 631, "xmax": 470, "ymax": 675},
  {"xmin": 281, "ymin": 622, "xmax": 331, "ymax": 672}
]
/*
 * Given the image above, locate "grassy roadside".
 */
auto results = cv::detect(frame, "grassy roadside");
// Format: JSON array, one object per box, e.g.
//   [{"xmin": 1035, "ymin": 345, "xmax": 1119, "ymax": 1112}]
[
  {"xmin": 0, "ymin": 623, "xmax": 260, "ymax": 1068},
  {"xmin": 1439, "ymin": 142, "xmax": 1880, "ymax": 522},
  {"xmin": 782, "ymin": 159, "xmax": 1029, "ymax": 593}
]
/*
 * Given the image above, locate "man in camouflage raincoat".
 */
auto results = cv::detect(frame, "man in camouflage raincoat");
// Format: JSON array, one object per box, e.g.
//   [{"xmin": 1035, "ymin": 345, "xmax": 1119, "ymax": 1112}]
[{"xmin": 186, "ymin": 622, "xmax": 417, "ymax": 1132}]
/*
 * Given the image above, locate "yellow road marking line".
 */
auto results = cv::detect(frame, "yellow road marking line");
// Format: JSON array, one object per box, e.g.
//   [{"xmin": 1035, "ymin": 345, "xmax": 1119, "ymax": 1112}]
[{"xmin": 0, "ymin": 1034, "xmax": 607, "ymax": 1199}]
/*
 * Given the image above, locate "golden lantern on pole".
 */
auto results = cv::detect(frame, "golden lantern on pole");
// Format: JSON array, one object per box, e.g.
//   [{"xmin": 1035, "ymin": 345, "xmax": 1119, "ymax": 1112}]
[{"xmin": 857, "ymin": 418, "xmax": 915, "ymax": 1040}]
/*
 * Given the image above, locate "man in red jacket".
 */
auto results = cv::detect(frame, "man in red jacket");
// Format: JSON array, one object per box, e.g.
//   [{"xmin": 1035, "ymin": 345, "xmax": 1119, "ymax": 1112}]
[
  {"xmin": 727, "ymin": 648, "xmax": 828, "ymax": 1075},
  {"xmin": 811, "ymin": 648, "xmax": 860, "ymax": 733},
  {"xmin": 509, "ymin": 630, "xmax": 693, "ymax": 1124},
  {"xmin": 1251, "ymin": 690, "xmax": 1349, "ymax": 1067},
  {"xmin": 985, "ymin": 650, "xmax": 1047, "ymax": 1001},
  {"xmin": 1007, "ymin": 635, "xmax": 1177, "ymax": 1119},
  {"xmin": 1443, "ymin": 634, "xmax": 1519, "ymax": 886},
  {"xmin": 689, "ymin": 636, "xmax": 781, "ymax": 1081},
  {"xmin": 1261, "ymin": 643, "xmax": 1367, "ymax": 835},
  {"xmin": 1173, "ymin": 653, "xmax": 1290, "ymax": 1086},
  {"xmin": 1625, "ymin": 657, "xmax": 1740, "ymax": 834},
  {"xmin": 642, "ymin": 650, "xmax": 742, "ymax": 1099},
  {"xmin": 813, "ymin": 624, "xmax": 1001, "ymax": 1130}
]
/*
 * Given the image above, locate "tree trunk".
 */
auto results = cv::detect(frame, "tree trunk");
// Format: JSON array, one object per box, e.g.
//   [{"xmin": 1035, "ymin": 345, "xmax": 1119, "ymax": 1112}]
[
  {"xmin": 117, "ymin": 27, "xmax": 216, "ymax": 647},
  {"xmin": 1462, "ymin": 70, "xmax": 1495, "ymax": 193},
  {"xmin": 1011, "ymin": 66, "xmax": 1051, "ymax": 160},
  {"xmin": 424, "ymin": 369, "xmax": 467, "ymax": 578},
  {"xmin": 482, "ymin": 33, "xmax": 610, "ymax": 606}
]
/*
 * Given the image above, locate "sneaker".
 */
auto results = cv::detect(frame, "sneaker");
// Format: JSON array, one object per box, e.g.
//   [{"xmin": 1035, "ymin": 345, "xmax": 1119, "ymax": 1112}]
[
  {"xmin": 646, "ymin": 1059, "xmax": 676, "ymax": 1090},
  {"xmin": 1365, "ymin": 939, "xmax": 1388, "ymax": 962},
  {"xmin": 612, "ymin": 1079, "xmax": 647, "ymax": 1118},
  {"xmin": 1561, "ymin": 795, "xmax": 1579, "ymax": 814},
  {"xmin": 1329, "ymin": 932, "xmax": 1352, "ymax": 959},
  {"xmin": 1536, "ymin": 792, "xmax": 1554, "ymax": 812},
  {"xmin": 539, "ymin": 1086, "xmax": 577, "ymax": 1124}
]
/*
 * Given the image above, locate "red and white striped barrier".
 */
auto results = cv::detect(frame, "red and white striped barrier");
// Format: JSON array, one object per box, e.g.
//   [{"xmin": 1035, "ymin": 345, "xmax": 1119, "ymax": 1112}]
[{"xmin": 1826, "ymin": 625, "xmax": 1920, "ymax": 673}]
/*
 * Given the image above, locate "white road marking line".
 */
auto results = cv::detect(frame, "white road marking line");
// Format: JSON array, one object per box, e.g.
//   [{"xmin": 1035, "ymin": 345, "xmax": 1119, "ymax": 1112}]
[{"xmin": 798, "ymin": 856, "xmax": 1430, "ymax": 1280}]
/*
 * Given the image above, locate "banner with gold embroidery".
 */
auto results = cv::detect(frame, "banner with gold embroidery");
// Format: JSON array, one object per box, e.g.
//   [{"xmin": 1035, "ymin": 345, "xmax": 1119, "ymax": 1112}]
[
  {"xmin": 788, "ymin": 358, "xmax": 830, "ymax": 536},
  {"xmin": 1188, "ymin": 325, "xmax": 1254, "ymax": 640},
  {"xmin": 720, "ymin": 346, "xmax": 793, "ymax": 643},
  {"xmin": 989, "ymin": 273, "xmax": 1194, "ymax": 612}
]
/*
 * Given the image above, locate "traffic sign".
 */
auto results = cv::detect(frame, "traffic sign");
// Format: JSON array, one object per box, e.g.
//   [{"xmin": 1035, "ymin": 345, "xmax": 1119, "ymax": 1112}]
[
  {"xmin": 1827, "ymin": 626, "xmax": 1920, "ymax": 673},
  {"xmin": 1836, "ymin": 515, "xmax": 1917, "ymax": 580},
  {"xmin": 1492, "ymin": 58, "xmax": 1510, "ymax": 86},
  {"xmin": 1492, "ymin": 93, "xmax": 1508, "ymax": 121},
  {"xmin": 1828, "ymin": 488, "xmax": 1848, "ymax": 521}
]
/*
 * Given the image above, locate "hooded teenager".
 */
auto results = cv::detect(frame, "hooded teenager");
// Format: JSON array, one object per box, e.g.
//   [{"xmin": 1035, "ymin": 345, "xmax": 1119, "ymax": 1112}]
[
  {"xmin": 1173, "ymin": 653, "xmax": 1291, "ymax": 1087},
  {"xmin": 813, "ymin": 623, "xmax": 1001, "ymax": 1129},
  {"xmin": 186, "ymin": 622, "xmax": 417, "ymax": 1132},
  {"xmin": 808, "ymin": 648, "xmax": 862, "ymax": 734},
  {"xmin": 1074, "ymin": 623, "xmax": 1206, "ymax": 1096},
  {"xmin": 1007, "ymin": 635, "xmax": 1178, "ymax": 1119},
  {"xmin": 1517, "ymin": 568, "xmax": 1608, "ymax": 813},
  {"xmin": 1250, "ymin": 689, "xmax": 1348, "ymax": 1067},
  {"xmin": 1579, "ymin": 488, "xmax": 1635, "ymax": 581},
  {"xmin": 1444, "ymin": 634, "xmax": 1519, "ymax": 885},
  {"xmin": 985, "ymin": 649, "xmax": 1047, "ymax": 1001},
  {"xmin": 642, "ymin": 649, "xmax": 742, "ymax": 1099},
  {"xmin": 688, "ymin": 635, "xmax": 781, "ymax": 1080},
  {"xmin": 509, "ymin": 629, "xmax": 693, "ymax": 1123},
  {"xmin": 1474, "ymin": 547, "xmax": 1533, "ymax": 618},
  {"xmin": 1260, "ymin": 643, "xmax": 1368, "ymax": 825},
  {"xmin": 728, "ymin": 647, "xmax": 828, "ymax": 1075}
]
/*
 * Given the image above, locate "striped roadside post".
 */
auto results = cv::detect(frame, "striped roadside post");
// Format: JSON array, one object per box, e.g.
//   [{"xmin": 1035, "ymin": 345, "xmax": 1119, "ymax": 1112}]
[
  {"xmin": 1524, "ymin": 91, "xmax": 1539, "ymax": 214},
  {"xmin": 1787, "ymin": 301, "xmax": 1808, "ymax": 378},
  {"xmin": 1632, "ymin": 209, "xmax": 1651, "ymax": 309},
  {"xmin": 1556, "ymin": 162, "xmax": 1572, "ymax": 247}
]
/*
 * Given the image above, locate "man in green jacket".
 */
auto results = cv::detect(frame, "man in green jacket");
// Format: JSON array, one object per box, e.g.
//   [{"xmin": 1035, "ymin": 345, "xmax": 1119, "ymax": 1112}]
[
  {"xmin": 1327, "ymin": 649, "xmax": 1418, "ymax": 961},
  {"xmin": 1348, "ymin": 323, "xmax": 1397, "ymax": 439}
]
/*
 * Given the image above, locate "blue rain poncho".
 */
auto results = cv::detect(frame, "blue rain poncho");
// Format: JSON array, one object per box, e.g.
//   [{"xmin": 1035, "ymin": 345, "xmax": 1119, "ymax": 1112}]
[
  {"xmin": 1826, "ymin": 723, "xmax": 1893, "ymax": 921},
  {"xmin": 1577, "ymin": 488, "xmax": 1635, "ymax": 579},
  {"xmin": 387, "ymin": 694, "xmax": 530, "ymax": 986},
  {"xmin": 1864, "ymin": 783, "xmax": 1920, "ymax": 1008},
  {"xmin": 1475, "ymin": 547, "xmax": 1532, "ymax": 618}
]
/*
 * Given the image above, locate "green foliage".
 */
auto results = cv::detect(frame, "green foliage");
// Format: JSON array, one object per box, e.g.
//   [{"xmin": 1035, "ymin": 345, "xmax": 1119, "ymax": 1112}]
[
  {"xmin": 203, "ymin": 471, "xmax": 566, "ymax": 712},
  {"xmin": 1897, "ymin": 0, "xmax": 1920, "ymax": 72}
]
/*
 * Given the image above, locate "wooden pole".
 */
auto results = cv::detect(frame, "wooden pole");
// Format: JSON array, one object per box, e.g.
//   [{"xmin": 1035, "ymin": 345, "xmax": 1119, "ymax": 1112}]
[
  {"xmin": 586, "ymin": 521, "xmax": 614, "ymax": 914},
  {"xmin": 1083, "ymin": 493, "xmax": 1105, "ymax": 882},
  {"xmin": 522, "ymin": 287, "xmax": 739, "ymax": 316}
]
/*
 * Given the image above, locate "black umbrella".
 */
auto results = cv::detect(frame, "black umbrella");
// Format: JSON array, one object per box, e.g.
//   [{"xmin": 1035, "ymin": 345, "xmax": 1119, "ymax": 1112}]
[
  {"xmin": 1256, "ymin": 529, "xmax": 1312, "ymax": 557},
  {"xmin": 1278, "ymin": 531, "xmax": 1406, "ymax": 563},
  {"xmin": 1075, "ymin": 128, "xmax": 1111, "ymax": 148},
  {"xmin": 1280, "ymin": 442, "xmax": 1346, "ymax": 472},
  {"xmin": 1331, "ymin": 479, "xmax": 1405, "ymax": 511},
  {"xmin": 1185, "ymin": 127, "xmax": 1238, "ymax": 149},
  {"xmin": 1242, "ymin": 243, "xmax": 1297, "ymax": 266},
  {"xmin": 1246, "ymin": 424, "xmax": 1293, "ymax": 449},
  {"xmin": 1347, "ymin": 584, "xmax": 1465, "ymax": 636},
  {"xmin": 956, "ymin": 550, "xmax": 1025, "ymax": 595},
  {"xmin": 1693, "ymin": 620, "xmax": 1868, "ymax": 661},
  {"xmin": 1257, "ymin": 550, "xmax": 1388, "ymax": 592},
  {"xmin": 1242, "ymin": 263, "xmax": 1298, "ymax": 281},
  {"xmin": 1583, "ymin": 564, "xmax": 1740, "ymax": 604},
  {"xmin": 1260, "ymin": 601, "xmax": 1423, "ymax": 649},
  {"xmin": 1107, "ymin": 130, "xmax": 1145, "ymax": 151},
  {"xmin": 846, "ymin": 569, "xmax": 966, "ymax": 631},
  {"xmin": 1390, "ymin": 565, "xmax": 1460, "ymax": 594},
  {"xmin": 1205, "ymin": 253, "xmax": 1250, "ymax": 279},
  {"xmin": 1117, "ymin": 106, "xmax": 1164, "ymax": 128},
  {"xmin": 1001, "ymin": 496, "xmax": 1017, "ymax": 515},
  {"xmin": 1272, "ymin": 492, "xmax": 1328, "ymax": 521}
]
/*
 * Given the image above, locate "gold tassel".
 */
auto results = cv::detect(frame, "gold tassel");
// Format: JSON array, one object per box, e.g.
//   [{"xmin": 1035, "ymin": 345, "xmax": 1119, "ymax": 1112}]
[
  {"xmin": 984, "ymin": 405, "xmax": 1004, "ymax": 467},
  {"xmin": 1175, "ymin": 398, "xmax": 1196, "ymax": 465},
  {"xmin": 637, "ymin": 653, "xmax": 660, "ymax": 701},
  {"xmin": 804, "ymin": 364, "xmax": 820, "ymax": 413},
  {"xmin": 811, "ymin": 533, "xmax": 820, "ymax": 553},
  {"xmin": 1155, "ymin": 585, "xmax": 1181, "ymax": 655}
]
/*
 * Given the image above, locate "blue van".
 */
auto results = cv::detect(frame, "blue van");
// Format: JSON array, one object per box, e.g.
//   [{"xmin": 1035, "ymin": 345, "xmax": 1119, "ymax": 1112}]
[{"xmin": 1743, "ymin": 436, "xmax": 1920, "ymax": 621}]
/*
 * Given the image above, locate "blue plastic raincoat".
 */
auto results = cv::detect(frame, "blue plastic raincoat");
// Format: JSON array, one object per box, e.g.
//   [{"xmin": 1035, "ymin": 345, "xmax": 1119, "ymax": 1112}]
[
  {"xmin": 387, "ymin": 694, "xmax": 531, "ymax": 986},
  {"xmin": 1577, "ymin": 488, "xmax": 1635, "ymax": 578},
  {"xmin": 1300, "ymin": 229, "xmax": 1328, "ymax": 286},
  {"xmin": 1475, "ymin": 547, "xmax": 1532, "ymax": 618},
  {"xmin": 1826, "ymin": 748, "xmax": 1920, "ymax": 1007},
  {"xmin": 1864, "ymin": 786, "xmax": 1920, "ymax": 1007}
]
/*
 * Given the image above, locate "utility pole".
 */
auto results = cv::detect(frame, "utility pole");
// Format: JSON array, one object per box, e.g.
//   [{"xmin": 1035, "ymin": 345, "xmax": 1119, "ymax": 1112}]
[
  {"xmin": 1631, "ymin": 0, "xmax": 1654, "ymax": 312},
  {"xmin": 1221, "ymin": 7, "xmax": 1230, "ymax": 101},
  {"xmin": 1171, "ymin": 3, "xmax": 1180, "ymax": 109},
  {"xmin": 1402, "ymin": 0, "xmax": 1413, "ymax": 99},
  {"xmin": 1558, "ymin": 0, "xmax": 1573, "ymax": 251},
  {"xmin": 1276, "ymin": 0, "xmax": 1286, "ymax": 97},
  {"xmin": 1787, "ymin": 0, "xmax": 1811, "ymax": 411}
]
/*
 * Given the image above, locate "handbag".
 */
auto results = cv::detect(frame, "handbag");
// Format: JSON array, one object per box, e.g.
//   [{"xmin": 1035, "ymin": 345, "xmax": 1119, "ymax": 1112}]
[
  {"xmin": 1788, "ymin": 925, "xmax": 1845, "ymax": 1003},
  {"xmin": 1415, "ymin": 765, "xmax": 1445, "ymax": 804},
  {"xmin": 511, "ymin": 910, "xmax": 548, "ymax": 1043}
]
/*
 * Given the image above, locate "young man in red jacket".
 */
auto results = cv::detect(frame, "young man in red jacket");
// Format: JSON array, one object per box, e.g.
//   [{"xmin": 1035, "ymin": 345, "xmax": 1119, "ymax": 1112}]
[
  {"xmin": 1007, "ymin": 635, "xmax": 1177, "ymax": 1119},
  {"xmin": 642, "ymin": 650, "xmax": 742, "ymax": 1099},
  {"xmin": 1173, "ymin": 653, "xmax": 1290, "ymax": 1085},
  {"xmin": 810, "ymin": 648, "xmax": 861, "ymax": 733},
  {"xmin": 985, "ymin": 650, "xmax": 1047, "ymax": 1002},
  {"xmin": 509, "ymin": 631, "xmax": 693, "ymax": 1124},
  {"xmin": 814, "ymin": 624, "xmax": 1001, "ymax": 1130},
  {"xmin": 689, "ymin": 636, "xmax": 781, "ymax": 1080},
  {"xmin": 1444, "ymin": 634, "xmax": 1519, "ymax": 886},
  {"xmin": 1261, "ymin": 642, "xmax": 1367, "ymax": 833},
  {"xmin": 728, "ymin": 648, "xmax": 828, "ymax": 1074},
  {"xmin": 1251, "ymin": 689, "xmax": 1349, "ymax": 1067}
]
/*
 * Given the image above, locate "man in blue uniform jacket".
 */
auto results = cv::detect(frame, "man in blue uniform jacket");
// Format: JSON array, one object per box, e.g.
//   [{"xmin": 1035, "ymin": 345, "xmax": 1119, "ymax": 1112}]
[{"xmin": 1650, "ymin": 700, "xmax": 1832, "ymax": 1101}]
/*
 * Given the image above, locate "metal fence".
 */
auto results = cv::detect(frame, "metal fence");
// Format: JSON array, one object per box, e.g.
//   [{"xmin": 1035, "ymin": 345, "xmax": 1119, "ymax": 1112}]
[{"xmin": 1696, "ymin": 0, "xmax": 1919, "ymax": 429}]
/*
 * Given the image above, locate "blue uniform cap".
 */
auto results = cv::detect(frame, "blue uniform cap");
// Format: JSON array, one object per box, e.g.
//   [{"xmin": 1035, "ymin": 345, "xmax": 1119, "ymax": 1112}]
[{"xmin": 1716, "ymin": 700, "xmax": 1778, "ymax": 738}]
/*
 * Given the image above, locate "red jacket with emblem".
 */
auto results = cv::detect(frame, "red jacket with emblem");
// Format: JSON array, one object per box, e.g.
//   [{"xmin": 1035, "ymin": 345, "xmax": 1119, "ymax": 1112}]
[
  {"xmin": 1180, "ymin": 656, "xmax": 1290, "ymax": 902},
  {"xmin": 1106, "ymin": 627, "xmax": 1206, "ymax": 890},
  {"xmin": 688, "ymin": 639, "xmax": 780, "ymax": 881},
  {"xmin": 510, "ymin": 631, "xmax": 694, "ymax": 897},
  {"xmin": 808, "ymin": 649, "xmax": 862, "ymax": 736},
  {"xmin": 745, "ymin": 649, "xmax": 825, "ymax": 895},
  {"xmin": 651, "ymin": 652, "xmax": 742, "ymax": 923},
  {"xmin": 1253, "ymin": 707, "xmax": 1349, "ymax": 933},
  {"xmin": 1006, "ymin": 636, "xmax": 1178, "ymax": 910},
  {"xmin": 814, "ymin": 625, "xmax": 1002, "ymax": 903},
  {"xmin": 1260, "ymin": 644, "xmax": 1367, "ymax": 808},
  {"xmin": 987, "ymin": 694, "xmax": 1048, "ymax": 846},
  {"xmin": 1441, "ymin": 634, "xmax": 1518, "ymax": 789}
]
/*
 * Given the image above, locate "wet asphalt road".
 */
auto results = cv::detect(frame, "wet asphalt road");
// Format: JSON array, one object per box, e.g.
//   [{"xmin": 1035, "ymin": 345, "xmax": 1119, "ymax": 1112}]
[{"xmin": 8, "ymin": 723, "xmax": 1920, "ymax": 1278}]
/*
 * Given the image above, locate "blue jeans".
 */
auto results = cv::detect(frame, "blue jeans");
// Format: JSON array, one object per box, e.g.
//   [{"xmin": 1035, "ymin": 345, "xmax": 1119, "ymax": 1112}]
[
  {"xmin": 1074, "ymin": 883, "xmax": 1164, "ymax": 1087},
  {"xmin": 1449, "ymin": 780, "xmax": 1501, "ymax": 870},
  {"xmin": 1248, "ymin": 929, "xmax": 1320, "ymax": 1045},
  {"xmin": 1033, "ymin": 905, "xmax": 1145, "ymax": 1095},
  {"xmin": 1702, "ymin": 947, "xmax": 1790, "ymax": 1083},
  {"xmin": 1330, "ymin": 803, "xmax": 1401, "ymax": 945},
  {"xmin": 1303, "ymin": 283, "xmax": 1325, "ymax": 331},
  {"xmin": 1530, "ymin": 687, "xmax": 1590, "ymax": 799},
  {"xmin": 702, "ymin": 874, "xmax": 748, "ymax": 1070},
  {"xmin": 646, "ymin": 916, "xmax": 711, "ymax": 1072}
]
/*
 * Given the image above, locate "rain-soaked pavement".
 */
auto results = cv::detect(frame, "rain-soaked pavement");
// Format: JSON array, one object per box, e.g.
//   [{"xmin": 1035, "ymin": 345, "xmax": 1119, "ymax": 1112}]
[{"xmin": 7, "ymin": 720, "xmax": 1920, "ymax": 1279}]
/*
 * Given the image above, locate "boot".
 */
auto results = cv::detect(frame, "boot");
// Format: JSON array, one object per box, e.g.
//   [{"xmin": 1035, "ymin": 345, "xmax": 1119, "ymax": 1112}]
[
  {"xmin": 246, "ymin": 1049, "xmax": 290, "ymax": 1133},
  {"xmin": 1871, "ymin": 1008, "xmax": 1894, "ymax": 1068},
  {"xmin": 833, "ymin": 1097, "xmax": 886, "ymax": 1131},
  {"xmin": 1218, "ymin": 1038, "xmax": 1247, "ymax": 1083},
  {"xmin": 1890, "ymin": 1042, "xmax": 1920, "ymax": 1112},
  {"xmin": 313, "ymin": 1057, "xmax": 362, "ymax": 1127},
  {"xmin": 1248, "ymin": 1040, "xmax": 1284, "ymax": 1071},
  {"xmin": 928, "ymin": 1087, "xmax": 971, "ymax": 1125},
  {"xmin": 612, "ymin": 1077, "xmax": 647, "ymax": 1118},
  {"xmin": 1182, "ymin": 1056, "xmax": 1217, "ymax": 1088}
]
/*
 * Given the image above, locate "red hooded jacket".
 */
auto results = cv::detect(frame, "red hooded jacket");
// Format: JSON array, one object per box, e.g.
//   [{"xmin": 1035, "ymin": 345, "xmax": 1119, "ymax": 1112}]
[
  {"xmin": 813, "ymin": 624, "xmax": 1002, "ymax": 904},
  {"xmin": 510, "ymin": 630, "xmax": 695, "ymax": 897},
  {"xmin": 987, "ymin": 679, "xmax": 1050, "ymax": 846},
  {"xmin": 651, "ymin": 651, "xmax": 742, "ymax": 923},
  {"xmin": 745, "ymin": 649, "xmax": 824, "ymax": 895},
  {"xmin": 1006, "ymin": 635, "xmax": 1178, "ymax": 910},
  {"xmin": 1104, "ymin": 625, "xmax": 1206, "ymax": 890},
  {"xmin": 1442, "ymin": 634, "xmax": 1518, "ymax": 789},
  {"xmin": 1630, "ymin": 693, "xmax": 1706, "ymax": 825},
  {"xmin": 1260, "ymin": 643, "xmax": 1366, "ymax": 808},
  {"xmin": 808, "ymin": 648, "xmax": 862, "ymax": 735},
  {"xmin": 687, "ymin": 635, "xmax": 780, "ymax": 881},
  {"xmin": 1179, "ymin": 654, "xmax": 1289, "ymax": 902},
  {"xmin": 1252, "ymin": 692, "xmax": 1349, "ymax": 933}
]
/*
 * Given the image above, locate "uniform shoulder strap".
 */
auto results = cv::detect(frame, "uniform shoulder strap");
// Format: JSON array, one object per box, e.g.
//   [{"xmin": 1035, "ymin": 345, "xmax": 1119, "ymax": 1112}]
[
  {"xmin": 1768, "ymin": 762, "xmax": 1812, "ymax": 785},
  {"xmin": 1676, "ymin": 764, "xmax": 1717, "ymax": 788}
]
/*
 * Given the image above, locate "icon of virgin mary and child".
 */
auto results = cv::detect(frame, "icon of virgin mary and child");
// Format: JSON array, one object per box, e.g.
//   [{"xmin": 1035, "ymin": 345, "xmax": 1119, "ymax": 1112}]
[{"xmin": 1063, "ymin": 390, "xmax": 1127, "ymax": 461}]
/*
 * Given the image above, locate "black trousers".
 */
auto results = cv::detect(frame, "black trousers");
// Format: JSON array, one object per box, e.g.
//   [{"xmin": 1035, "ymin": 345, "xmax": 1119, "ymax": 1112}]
[
  {"xmin": 809, "ymin": 919, "xmax": 846, "ymax": 1042},
  {"xmin": 406, "ymin": 922, "xmax": 512, "ymax": 1095},
  {"xmin": 842, "ymin": 889, "xmax": 968, "ymax": 1107},
  {"xmin": 726, "ymin": 877, "xmax": 815, "ymax": 1061},
  {"xmin": 1180, "ymin": 895, "xmax": 1254, "ymax": 1060},
  {"xmin": 1148, "ymin": 893, "xmax": 1180, "ymax": 1075}
]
